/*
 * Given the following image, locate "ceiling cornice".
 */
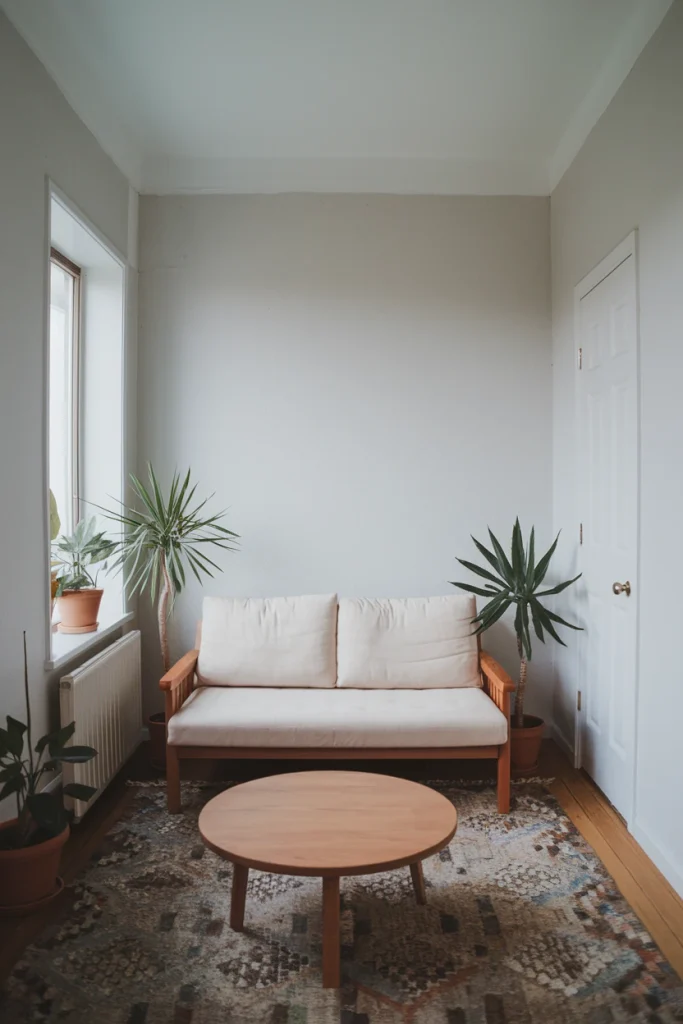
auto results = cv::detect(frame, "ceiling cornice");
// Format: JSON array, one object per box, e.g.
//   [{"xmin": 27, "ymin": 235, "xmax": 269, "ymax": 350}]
[
  {"xmin": 548, "ymin": 0, "xmax": 672, "ymax": 191},
  {"xmin": 140, "ymin": 156, "xmax": 550, "ymax": 197}
]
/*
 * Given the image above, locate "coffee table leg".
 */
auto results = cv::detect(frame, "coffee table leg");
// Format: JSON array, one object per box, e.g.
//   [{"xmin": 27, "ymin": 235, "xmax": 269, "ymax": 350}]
[
  {"xmin": 322, "ymin": 876, "xmax": 340, "ymax": 988},
  {"xmin": 230, "ymin": 863, "xmax": 249, "ymax": 931},
  {"xmin": 410, "ymin": 861, "xmax": 426, "ymax": 905}
]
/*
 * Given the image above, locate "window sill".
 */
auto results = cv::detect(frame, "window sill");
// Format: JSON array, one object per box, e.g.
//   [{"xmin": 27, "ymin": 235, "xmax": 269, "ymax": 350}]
[{"xmin": 46, "ymin": 611, "xmax": 135, "ymax": 672}]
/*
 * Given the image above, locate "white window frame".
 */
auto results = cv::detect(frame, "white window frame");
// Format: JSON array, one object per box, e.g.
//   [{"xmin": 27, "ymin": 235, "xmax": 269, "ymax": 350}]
[{"xmin": 44, "ymin": 181, "xmax": 134, "ymax": 671}]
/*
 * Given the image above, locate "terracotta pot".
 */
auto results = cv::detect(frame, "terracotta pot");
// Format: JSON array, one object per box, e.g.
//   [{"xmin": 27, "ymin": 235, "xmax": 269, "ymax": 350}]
[
  {"xmin": 511, "ymin": 715, "xmax": 544, "ymax": 773},
  {"xmin": 148, "ymin": 712, "xmax": 167, "ymax": 771},
  {"xmin": 57, "ymin": 588, "xmax": 103, "ymax": 633},
  {"xmin": 0, "ymin": 819, "xmax": 69, "ymax": 910}
]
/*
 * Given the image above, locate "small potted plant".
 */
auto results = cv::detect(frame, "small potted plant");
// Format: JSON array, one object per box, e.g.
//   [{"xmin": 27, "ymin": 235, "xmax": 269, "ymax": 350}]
[
  {"xmin": 52, "ymin": 516, "xmax": 117, "ymax": 634},
  {"xmin": 99, "ymin": 465, "xmax": 239, "ymax": 769},
  {"xmin": 0, "ymin": 634, "xmax": 97, "ymax": 911},
  {"xmin": 451, "ymin": 519, "xmax": 582, "ymax": 772}
]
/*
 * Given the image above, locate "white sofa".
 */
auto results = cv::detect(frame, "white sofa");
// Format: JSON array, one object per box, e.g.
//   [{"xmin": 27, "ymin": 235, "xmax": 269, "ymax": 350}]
[{"xmin": 161, "ymin": 595, "xmax": 514, "ymax": 813}]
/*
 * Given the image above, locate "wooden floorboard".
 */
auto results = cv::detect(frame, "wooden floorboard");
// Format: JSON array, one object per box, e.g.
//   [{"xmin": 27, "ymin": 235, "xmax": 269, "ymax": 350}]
[
  {"xmin": 544, "ymin": 743, "xmax": 683, "ymax": 977},
  {"xmin": 0, "ymin": 739, "xmax": 681, "ymax": 983}
]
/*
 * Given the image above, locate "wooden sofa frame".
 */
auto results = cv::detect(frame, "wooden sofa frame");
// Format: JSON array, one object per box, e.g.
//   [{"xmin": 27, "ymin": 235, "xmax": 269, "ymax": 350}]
[{"xmin": 160, "ymin": 649, "xmax": 514, "ymax": 815}]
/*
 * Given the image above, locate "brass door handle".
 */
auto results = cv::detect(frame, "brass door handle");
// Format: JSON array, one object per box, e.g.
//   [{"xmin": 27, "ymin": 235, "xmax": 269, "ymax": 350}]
[{"xmin": 612, "ymin": 581, "xmax": 631, "ymax": 597}]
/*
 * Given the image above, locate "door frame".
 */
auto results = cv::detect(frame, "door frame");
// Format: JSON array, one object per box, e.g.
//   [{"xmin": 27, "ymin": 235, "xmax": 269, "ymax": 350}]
[{"xmin": 572, "ymin": 230, "xmax": 641, "ymax": 821}]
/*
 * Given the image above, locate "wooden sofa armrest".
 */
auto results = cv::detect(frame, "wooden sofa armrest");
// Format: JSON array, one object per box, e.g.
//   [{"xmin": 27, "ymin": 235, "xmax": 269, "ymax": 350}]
[
  {"xmin": 160, "ymin": 649, "xmax": 199, "ymax": 722},
  {"xmin": 480, "ymin": 650, "xmax": 515, "ymax": 724},
  {"xmin": 480, "ymin": 651, "xmax": 514, "ymax": 814},
  {"xmin": 479, "ymin": 651, "xmax": 516, "ymax": 697}
]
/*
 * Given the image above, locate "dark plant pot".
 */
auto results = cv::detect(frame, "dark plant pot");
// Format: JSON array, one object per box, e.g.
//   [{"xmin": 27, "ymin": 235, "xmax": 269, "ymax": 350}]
[
  {"xmin": 148, "ymin": 712, "xmax": 167, "ymax": 771},
  {"xmin": 0, "ymin": 819, "xmax": 69, "ymax": 911},
  {"xmin": 511, "ymin": 715, "xmax": 544, "ymax": 774}
]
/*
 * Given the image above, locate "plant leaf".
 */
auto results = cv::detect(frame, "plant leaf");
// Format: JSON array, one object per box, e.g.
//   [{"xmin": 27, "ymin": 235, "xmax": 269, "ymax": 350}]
[
  {"xmin": 52, "ymin": 745, "xmax": 97, "ymax": 763},
  {"xmin": 532, "ymin": 532, "xmax": 560, "ymax": 588},
  {"xmin": 0, "ymin": 762, "xmax": 24, "ymax": 783},
  {"xmin": 535, "ymin": 573, "xmax": 582, "ymax": 597},
  {"xmin": 450, "ymin": 581, "xmax": 503, "ymax": 598},
  {"xmin": 0, "ymin": 775, "xmax": 23, "ymax": 801},
  {"xmin": 62, "ymin": 782, "xmax": 97, "ymax": 801},
  {"xmin": 511, "ymin": 518, "xmax": 525, "ymax": 587},
  {"xmin": 470, "ymin": 535, "xmax": 508, "ymax": 580},
  {"xmin": 529, "ymin": 599, "xmax": 546, "ymax": 644},
  {"xmin": 455, "ymin": 558, "xmax": 508, "ymax": 588},
  {"xmin": 6, "ymin": 717, "xmax": 26, "ymax": 757},
  {"xmin": 539, "ymin": 605, "xmax": 583, "ymax": 631},
  {"xmin": 530, "ymin": 598, "xmax": 567, "ymax": 646},
  {"xmin": 525, "ymin": 526, "xmax": 536, "ymax": 589},
  {"xmin": 487, "ymin": 529, "xmax": 515, "ymax": 587},
  {"xmin": 473, "ymin": 597, "xmax": 512, "ymax": 634}
]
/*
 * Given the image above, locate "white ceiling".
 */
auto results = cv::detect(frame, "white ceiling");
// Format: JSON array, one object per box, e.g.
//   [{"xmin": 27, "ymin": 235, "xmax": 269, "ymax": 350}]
[{"xmin": 1, "ymin": 0, "xmax": 672, "ymax": 195}]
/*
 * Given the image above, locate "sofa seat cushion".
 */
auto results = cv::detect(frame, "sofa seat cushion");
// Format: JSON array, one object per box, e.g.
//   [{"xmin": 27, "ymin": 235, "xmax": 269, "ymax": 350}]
[
  {"xmin": 197, "ymin": 594, "xmax": 338, "ymax": 688},
  {"xmin": 337, "ymin": 596, "xmax": 480, "ymax": 689},
  {"xmin": 167, "ymin": 686, "xmax": 507, "ymax": 748}
]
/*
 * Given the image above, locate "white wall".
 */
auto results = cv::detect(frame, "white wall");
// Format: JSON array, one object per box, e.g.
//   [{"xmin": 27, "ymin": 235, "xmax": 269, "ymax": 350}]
[
  {"xmin": 551, "ymin": 3, "xmax": 683, "ymax": 892},
  {"xmin": 138, "ymin": 194, "xmax": 553, "ymax": 717},
  {"xmin": 0, "ymin": 12, "xmax": 135, "ymax": 817}
]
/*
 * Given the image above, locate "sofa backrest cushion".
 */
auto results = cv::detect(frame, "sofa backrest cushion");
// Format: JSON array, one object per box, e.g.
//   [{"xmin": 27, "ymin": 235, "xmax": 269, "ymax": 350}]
[
  {"xmin": 336, "ymin": 596, "xmax": 480, "ymax": 689},
  {"xmin": 197, "ymin": 595, "xmax": 338, "ymax": 688}
]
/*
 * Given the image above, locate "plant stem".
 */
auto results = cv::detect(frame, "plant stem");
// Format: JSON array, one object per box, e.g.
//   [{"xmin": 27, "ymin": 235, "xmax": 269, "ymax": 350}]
[
  {"xmin": 514, "ymin": 635, "xmax": 527, "ymax": 728},
  {"xmin": 158, "ymin": 550, "xmax": 172, "ymax": 673},
  {"xmin": 23, "ymin": 631, "xmax": 34, "ymax": 776}
]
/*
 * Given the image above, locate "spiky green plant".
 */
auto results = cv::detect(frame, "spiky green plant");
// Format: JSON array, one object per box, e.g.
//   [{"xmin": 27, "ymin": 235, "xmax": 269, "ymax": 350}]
[
  {"xmin": 451, "ymin": 519, "xmax": 582, "ymax": 728},
  {"xmin": 99, "ymin": 465, "xmax": 239, "ymax": 672}
]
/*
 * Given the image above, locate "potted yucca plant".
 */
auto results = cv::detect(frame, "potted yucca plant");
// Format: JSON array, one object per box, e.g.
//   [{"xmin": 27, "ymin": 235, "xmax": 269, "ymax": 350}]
[
  {"xmin": 0, "ymin": 635, "xmax": 97, "ymax": 911},
  {"xmin": 99, "ymin": 465, "xmax": 239, "ymax": 768},
  {"xmin": 52, "ymin": 516, "xmax": 117, "ymax": 633},
  {"xmin": 451, "ymin": 519, "xmax": 582, "ymax": 771}
]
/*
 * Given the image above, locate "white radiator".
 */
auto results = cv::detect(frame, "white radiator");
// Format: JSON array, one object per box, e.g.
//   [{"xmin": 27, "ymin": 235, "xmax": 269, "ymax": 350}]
[{"xmin": 59, "ymin": 630, "xmax": 142, "ymax": 820}]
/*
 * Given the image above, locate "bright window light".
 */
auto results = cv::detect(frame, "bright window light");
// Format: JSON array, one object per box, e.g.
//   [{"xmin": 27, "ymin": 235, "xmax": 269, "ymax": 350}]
[{"xmin": 49, "ymin": 251, "xmax": 80, "ymax": 539}]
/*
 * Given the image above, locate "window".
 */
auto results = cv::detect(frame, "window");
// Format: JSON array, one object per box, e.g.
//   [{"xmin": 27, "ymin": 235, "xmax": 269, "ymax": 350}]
[
  {"xmin": 47, "ymin": 191, "xmax": 129, "ymax": 667},
  {"xmin": 49, "ymin": 248, "xmax": 81, "ymax": 538}
]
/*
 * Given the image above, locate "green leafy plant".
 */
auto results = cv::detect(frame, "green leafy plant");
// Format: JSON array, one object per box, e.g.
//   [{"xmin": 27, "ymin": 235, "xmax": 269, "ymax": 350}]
[
  {"xmin": 52, "ymin": 516, "xmax": 117, "ymax": 596},
  {"xmin": 451, "ymin": 519, "xmax": 582, "ymax": 728},
  {"xmin": 0, "ymin": 634, "xmax": 97, "ymax": 850},
  {"xmin": 99, "ymin": 465, "xmax": 239, "ymax": 672},
  {"xmin": 49, "ymin": 489, "xmax": 61, "ymax": 542}
]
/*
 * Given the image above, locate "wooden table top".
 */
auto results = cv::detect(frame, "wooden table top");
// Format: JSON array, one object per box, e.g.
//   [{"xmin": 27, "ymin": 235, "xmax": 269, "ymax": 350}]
[{"xmin": 198, "ymin": 770, "xmax": 457, "ymax": 876}]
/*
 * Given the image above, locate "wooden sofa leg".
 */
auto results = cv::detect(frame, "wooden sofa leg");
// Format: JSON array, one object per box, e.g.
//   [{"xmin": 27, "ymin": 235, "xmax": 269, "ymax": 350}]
[
  {"xmin": 167, "ymin": 746, "xmax": 181, "ymax": 813},
  {"xmin": 497, "ymin": 741, "xmax": 511, "ymax": 814}
]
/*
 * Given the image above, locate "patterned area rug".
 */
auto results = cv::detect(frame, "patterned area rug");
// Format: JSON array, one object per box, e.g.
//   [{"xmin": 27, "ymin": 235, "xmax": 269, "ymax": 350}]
[{"xmin": 1, "ymin": 779, "xmax": 681, "ymax": 1023}]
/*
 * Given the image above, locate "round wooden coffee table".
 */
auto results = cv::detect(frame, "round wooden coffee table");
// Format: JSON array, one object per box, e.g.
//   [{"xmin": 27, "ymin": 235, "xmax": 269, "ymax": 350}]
[{"xmin": 198, "ymin": 770, "xmax": 457, "ymax": 988}]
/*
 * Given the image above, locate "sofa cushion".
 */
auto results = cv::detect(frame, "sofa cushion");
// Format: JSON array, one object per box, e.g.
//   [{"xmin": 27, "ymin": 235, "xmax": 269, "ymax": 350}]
[
  {"xmin": 196, "ymin": 595, "xmax": 338, "ymax": 688},
  {"xmin": 167, "ymin": 686, "xmax": 507, "ymax": 748},
  {"xmin": 336, "ymin": 596, "xmax": 480, "ymax": 689}
]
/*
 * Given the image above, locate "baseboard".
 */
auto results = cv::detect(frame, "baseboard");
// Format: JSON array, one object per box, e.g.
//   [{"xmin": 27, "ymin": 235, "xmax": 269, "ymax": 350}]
[
  {"xmin": 552, "ymin": 723, "xmax": 575, "ymax": 763},
  {"xmin": 632, "ymin": 822, "xmax": 683, "ymax": 899}
]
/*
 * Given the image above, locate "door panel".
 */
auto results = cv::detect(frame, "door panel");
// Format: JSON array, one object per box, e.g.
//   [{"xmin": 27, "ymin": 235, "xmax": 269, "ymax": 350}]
[{"xmin": 578, "ymin": 249, "xmax": 638, "ymax": 822}]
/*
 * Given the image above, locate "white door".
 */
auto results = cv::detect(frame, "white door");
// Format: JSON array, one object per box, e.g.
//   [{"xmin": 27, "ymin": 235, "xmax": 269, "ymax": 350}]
[{"xmin": 576, "ymin": 233, "xmax": 639, "ymax": 823}]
